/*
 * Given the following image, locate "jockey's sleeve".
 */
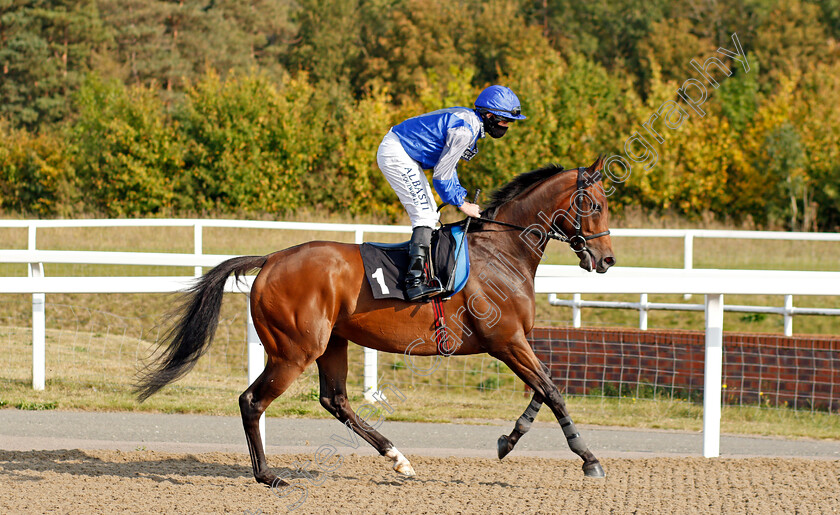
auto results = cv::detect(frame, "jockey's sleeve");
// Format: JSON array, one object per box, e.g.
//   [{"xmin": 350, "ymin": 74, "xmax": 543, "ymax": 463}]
[{"xmin": 432, "ymin": 125, "xmax": 473, "ymax": 207}]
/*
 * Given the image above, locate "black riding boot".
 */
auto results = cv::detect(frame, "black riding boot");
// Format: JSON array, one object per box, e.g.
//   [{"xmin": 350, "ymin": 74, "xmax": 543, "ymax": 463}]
[{"xmin": 405, "ymin": 227, "xmax": 444, "ymax": 301}]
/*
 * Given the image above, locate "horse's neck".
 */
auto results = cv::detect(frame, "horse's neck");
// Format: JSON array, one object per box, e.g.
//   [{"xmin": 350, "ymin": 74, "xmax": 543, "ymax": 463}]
[{"xmin": 481, "ymin": 173, "xmax": 573, "ymax": 277}]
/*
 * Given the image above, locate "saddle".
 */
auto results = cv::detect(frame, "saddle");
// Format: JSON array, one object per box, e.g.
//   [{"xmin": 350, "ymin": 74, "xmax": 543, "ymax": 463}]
[{"xmin": 360, "ymin": 224, "xmax": 470, "ymax": 302}]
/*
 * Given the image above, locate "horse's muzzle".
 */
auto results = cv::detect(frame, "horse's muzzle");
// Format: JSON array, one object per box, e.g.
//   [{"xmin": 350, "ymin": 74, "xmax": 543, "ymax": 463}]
[{"xmin": 579, "ymin": 250, "xmax": 615, "ymax": 274}]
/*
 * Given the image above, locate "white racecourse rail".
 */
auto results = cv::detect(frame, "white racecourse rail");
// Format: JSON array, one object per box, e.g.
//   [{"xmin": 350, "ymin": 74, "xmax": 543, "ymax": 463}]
[{"xmin": 2, "ymin": 219, "xmax": 840, "ymax": 457}]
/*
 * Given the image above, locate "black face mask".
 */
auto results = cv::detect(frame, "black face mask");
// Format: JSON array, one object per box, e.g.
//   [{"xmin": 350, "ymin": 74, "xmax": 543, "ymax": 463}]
[
  {"xmin": 483, "ymin": 114, "xmax": 509, "ymax": 139},
  {"xmin": 486, "ymin": 122, "xmax": 508, "ymax": 139}
]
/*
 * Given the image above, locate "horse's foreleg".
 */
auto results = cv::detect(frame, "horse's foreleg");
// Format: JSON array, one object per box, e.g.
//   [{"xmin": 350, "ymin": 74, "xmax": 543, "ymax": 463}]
[
  {"xmin": 491, "ymin": 342, "xmax": 605, "ymax": 478},
  {"xmin": 317, "ymin": 337, "xmax": 415, "ymax": 477},
  {"xmin": 240, "ymin": 359, "xmax": 305, "ymax": 487},
  {"xmin": 497, "ymin": 392, "xmax": 543, "ymax": 459},
  {"xmin": 498, "ymin": 361, "xmax": 550, "ymax": 459}
]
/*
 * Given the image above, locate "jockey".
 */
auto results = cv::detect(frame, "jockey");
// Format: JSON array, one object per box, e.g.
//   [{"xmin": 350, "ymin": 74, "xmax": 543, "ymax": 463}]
[{"xmin": 377, "ymin": 85, "xmax": 526, "ymax": 301}]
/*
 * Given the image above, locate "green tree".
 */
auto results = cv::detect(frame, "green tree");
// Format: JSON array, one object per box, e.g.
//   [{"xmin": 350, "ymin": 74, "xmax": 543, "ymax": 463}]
[
  {"xmin": 95, "ymin": 0, "xmax": 175, "ymax": 86},
  {"xmin": 0, "ymin": 120, "xmax": 77, "ymax": 215},
  {"xmin": 717, "ymin": 52, "xmax": 760, "ymax": 132},
  {"xmin": 207, "ymin": 0, "xmax": 296, "ymax": 70},
  {"xmin": 314, "ymin": 88, "xmax": 396, "ymax": 216},
  {"xmin": 794, "ymin": 61, "xmax": 840, "ymax": 230},
  {"xmin": 752, "ymin": 0, "xmax": 832, "ymax": 86},
  {"xmin": 765, "ymin": 122, "xmax": 808, "ymax": 230},
  {"xmin": 808, "ymin": 0, "xmax": 840, "ymax": 39},
  {"xmin": 525, "ymin": 0, "xmax": 670, "ymax": 96},
  {"xmin": 0, "ymin": 0, "xmax": 106, "ymax": 129},
  {"xmin": 736, "ymin": 76, "xmax": 806, "ymax": 228},
  {"xmin": 176, "ymin": 70, "xmax": 322, "ymax": 214},
  {"xmin": 97, "ymin": 0, "xmax": 291, "ymax": 92},
  {"xmin": 70, "ymin": 75, "xmax": 183, "ymax": 216},
  {"xmin": 285, "ymin": 0, "xmax": 363, "ymax": 86},
  {"xmin": 636, "ymin": 18, "xmax": 713, "ymax": 99},
  {"xmin": 466, "ymin": 0, "xmax": 555, "ymax": 87}
]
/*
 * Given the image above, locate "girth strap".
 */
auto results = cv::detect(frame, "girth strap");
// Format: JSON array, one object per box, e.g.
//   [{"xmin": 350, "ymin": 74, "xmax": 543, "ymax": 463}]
[{"xmin": 431, "ymin": 296, "xmax": 449, "ymax": 353}]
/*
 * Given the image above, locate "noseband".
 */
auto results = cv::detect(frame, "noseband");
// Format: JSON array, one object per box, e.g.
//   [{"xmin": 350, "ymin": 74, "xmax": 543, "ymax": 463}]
[{"xmin": 471, "ymin": 166, "xmax": 611, "ymax": 254}]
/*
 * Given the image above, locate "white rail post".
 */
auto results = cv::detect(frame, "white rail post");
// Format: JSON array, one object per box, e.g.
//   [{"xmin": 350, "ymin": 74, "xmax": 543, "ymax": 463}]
[
  {"xmin": 639, "ymin": 293, "xmax": 649, "ymax": 330},
  {"xmin": 28, "ymin": 225, "xmax": 45, "ymax": 391},
  {"xmin": 357, "ymin": 229, "xmax": 379, "ymax": 401},
  {"xmin": 684, "ymin": 232, "xmax": 694, "ymax": 300},
  {"xmin": 572, "ymin": 293, "xmax": 582, "ymax": 328},
  {"xmin": 703, "ymin": 293, "xmax": 724, "ymax": 458},
  {"xmin": 783, "ymin": 295, "xmax": 793, "ymax": 336},
  {"xmin": 193, "ymin": 223, "xmax": 203, "ymax": 277},
  {"xmin": 31, "ymin": 264, "xmax": 46, "ymax": 391},
  {"xmin": 247, "ymin": 303, "xmax": 266, "ymax": 451},
  {"xmin": 684, "ymin": 232, "xmax": 694, "ymax": 270}
]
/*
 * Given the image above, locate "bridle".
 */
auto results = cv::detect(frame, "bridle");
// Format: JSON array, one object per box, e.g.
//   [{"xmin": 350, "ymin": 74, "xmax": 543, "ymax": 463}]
[{"xmin": 469, "ymin": 166, "xmax": 611, "ymax": 254}]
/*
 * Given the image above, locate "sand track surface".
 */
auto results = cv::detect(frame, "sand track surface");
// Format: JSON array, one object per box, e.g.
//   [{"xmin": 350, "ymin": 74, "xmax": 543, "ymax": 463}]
[{"xmin": 2, "ymin": 450, "xmax": 839, "ymax": 514}]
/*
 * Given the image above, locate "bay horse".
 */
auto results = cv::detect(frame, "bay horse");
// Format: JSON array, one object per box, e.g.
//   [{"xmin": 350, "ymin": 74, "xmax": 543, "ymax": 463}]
[{"xmin": 135, "ymin": 155, "xmax": 616, "ymax": 486}]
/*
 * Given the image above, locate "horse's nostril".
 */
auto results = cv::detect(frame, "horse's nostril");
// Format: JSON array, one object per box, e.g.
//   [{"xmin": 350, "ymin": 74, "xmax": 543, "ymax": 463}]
[{"xmin": 603, "ymin": 256, "xmax": 616, "ymax": 266}]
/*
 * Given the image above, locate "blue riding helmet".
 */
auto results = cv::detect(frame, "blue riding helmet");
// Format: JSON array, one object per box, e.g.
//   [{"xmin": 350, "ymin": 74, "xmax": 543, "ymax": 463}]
[{"xmin": 475, "ymin": 85, "xmax": 527, "ymax": 121}]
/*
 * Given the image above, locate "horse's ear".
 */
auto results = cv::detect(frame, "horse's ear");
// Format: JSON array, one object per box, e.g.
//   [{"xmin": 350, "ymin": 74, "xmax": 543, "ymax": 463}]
[{"xmin": 590, "ymin": 154, "xmax": 605, "ymax": 172}]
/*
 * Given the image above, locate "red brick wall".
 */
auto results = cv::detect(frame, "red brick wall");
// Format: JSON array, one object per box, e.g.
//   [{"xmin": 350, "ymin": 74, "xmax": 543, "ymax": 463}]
[{"xmin": 527, "ymin": 327, "xmax": 840, "ymax": 411}]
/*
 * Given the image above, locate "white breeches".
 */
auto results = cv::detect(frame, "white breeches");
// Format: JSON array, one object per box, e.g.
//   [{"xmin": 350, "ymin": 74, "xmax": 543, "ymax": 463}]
[{"xmin": 377, "ymin": 130, "xmax": 440, "ymax": 229}]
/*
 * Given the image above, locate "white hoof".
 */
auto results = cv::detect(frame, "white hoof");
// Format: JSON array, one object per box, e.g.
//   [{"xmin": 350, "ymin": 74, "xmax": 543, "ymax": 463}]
[
  {"xmin": 385, "ymin": 447, "xmax": 416, "ymax": 476},
  {"xmin": 394, "ymin": 461, "xmax": 416, "ymax": 476}
]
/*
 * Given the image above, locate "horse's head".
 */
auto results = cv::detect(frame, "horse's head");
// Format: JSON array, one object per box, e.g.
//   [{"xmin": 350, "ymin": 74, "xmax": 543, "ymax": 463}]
[
  {"xmin": 479, "ymin": 156, "xmax": 617, "ymax": 273},
  {"xmin": 545, "ymin": 155, "xmax": 616, "ymax": 274},
  {"xmin": 573, "ymin": 155, "xmax": 616, "ymax": 273}
]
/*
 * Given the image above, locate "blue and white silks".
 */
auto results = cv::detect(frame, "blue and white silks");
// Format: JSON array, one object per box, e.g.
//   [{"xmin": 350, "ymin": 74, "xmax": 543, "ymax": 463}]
[{"xmin": 390, "ymin": 107, "xmax": 484, "ymax": 209}]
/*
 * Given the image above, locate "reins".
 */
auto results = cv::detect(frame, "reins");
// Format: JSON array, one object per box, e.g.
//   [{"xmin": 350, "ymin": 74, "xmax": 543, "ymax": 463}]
[{"xmin": 465, "ymin": 166, "xmax": 611, "ymax": 254}]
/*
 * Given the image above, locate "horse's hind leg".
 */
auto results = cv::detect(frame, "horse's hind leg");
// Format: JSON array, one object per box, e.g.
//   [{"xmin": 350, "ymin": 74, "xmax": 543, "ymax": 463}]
[
  {"xmin": 240, "ymin": 358, "xmax": 307, "ymax": 487},
  {"xmin": 317, "ymin": 336, "xmax": 416, "ymax": 476},
  {"xmin": 491, "ymin": 340, "xmax": 605, "ymax": 478}
]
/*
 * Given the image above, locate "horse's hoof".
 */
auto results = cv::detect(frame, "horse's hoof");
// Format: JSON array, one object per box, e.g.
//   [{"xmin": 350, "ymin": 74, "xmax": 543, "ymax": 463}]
[
  {"xmin": 258, "ymin": 473, "xmax": 283, "ymax": 487},
  {"xmin": 497, "ymin": 435, "xmax": 513, "ymax": 460},
  {"xmin": 386, "ymin": 447, "xmax": 416, "ymax": 476},
  {"xmin": 393, "ymin": 461, "xmax": 416, "ymax": 476},
  {"xmin": 583, "ymin": 461, "xmax": 606, "ymax": 478}
]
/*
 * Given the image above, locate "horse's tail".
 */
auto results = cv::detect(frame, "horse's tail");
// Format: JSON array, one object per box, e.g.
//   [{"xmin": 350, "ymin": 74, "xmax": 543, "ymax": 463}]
[{"xmin": 134, "ymin": 255, "xmax": 268, "ymax": 402}]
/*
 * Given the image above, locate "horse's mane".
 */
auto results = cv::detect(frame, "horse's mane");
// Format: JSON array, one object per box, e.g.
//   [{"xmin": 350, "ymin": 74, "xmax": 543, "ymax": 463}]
[{"xmin": 477, "ymin": 163, "xmax": 567, "ymax": 223}]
